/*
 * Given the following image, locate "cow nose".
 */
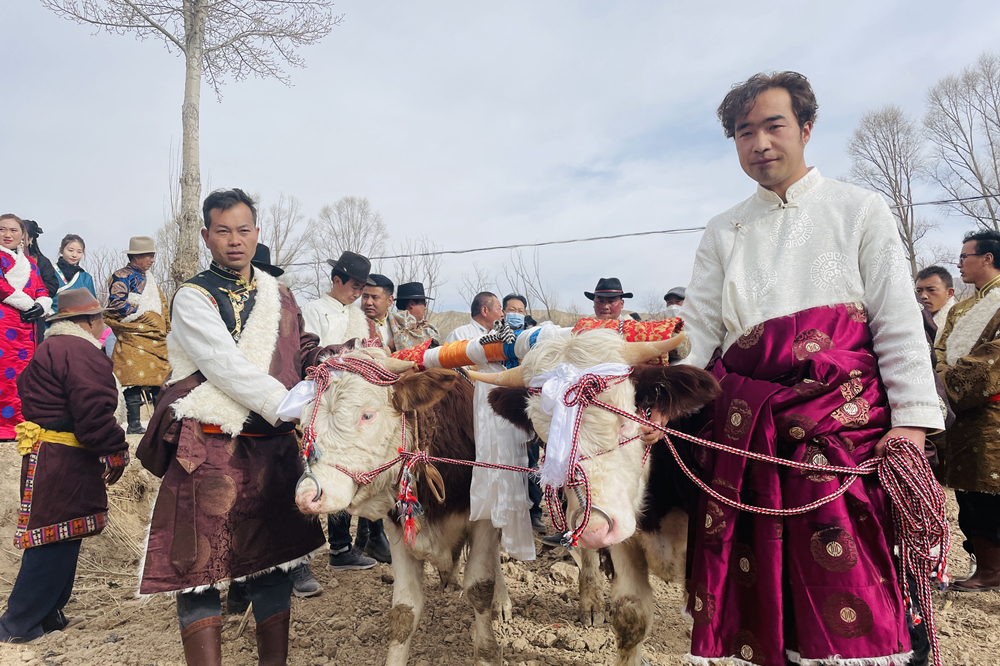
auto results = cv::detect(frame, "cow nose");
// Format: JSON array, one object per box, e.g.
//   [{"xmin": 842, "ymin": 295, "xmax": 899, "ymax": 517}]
[
  {"xmin": 571, "ymin": 505, "xmax": 619, "ymax": 549},
  {"xmin": 295, "ymin": 476, "xmax": 324, "ymax": 514}
]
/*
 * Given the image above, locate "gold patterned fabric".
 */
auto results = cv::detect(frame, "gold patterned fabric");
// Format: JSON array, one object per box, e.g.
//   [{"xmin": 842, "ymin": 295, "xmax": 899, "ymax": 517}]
[
  {"xmin": 934, "ymin": 277, "xmax": 1000, "ymax": 494},
  {"xmin": 106, "ymin": 290, "xmax": 170, "ymax": 388}
]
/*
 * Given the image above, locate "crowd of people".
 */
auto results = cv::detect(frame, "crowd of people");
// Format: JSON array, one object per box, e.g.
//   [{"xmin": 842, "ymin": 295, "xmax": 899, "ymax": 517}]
[{"xmin": 0, "ymin": 69, "xmax": 997, "ymax": 666}]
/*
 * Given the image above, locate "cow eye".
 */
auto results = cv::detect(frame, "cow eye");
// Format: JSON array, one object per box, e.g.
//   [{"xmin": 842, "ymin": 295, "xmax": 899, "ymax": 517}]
[{"xmin": 362, "ymin": 412, "xmax": 375, "ymax": 421}]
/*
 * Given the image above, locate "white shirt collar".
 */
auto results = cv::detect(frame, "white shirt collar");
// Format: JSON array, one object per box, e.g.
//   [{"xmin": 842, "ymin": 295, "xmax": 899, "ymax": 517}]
[
  {"xmin": 320, "ymin": 293, "xmax": 351, "ymax": 313},
  {"xmin": 755, "ymin": 166, "xmax": 821, "ymax": 205}
]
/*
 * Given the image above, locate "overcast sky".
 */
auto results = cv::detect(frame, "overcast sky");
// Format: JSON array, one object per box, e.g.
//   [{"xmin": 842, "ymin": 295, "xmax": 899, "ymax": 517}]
[{"xmin": 3, "ymin": 1, "xmax": 999, "ymax": 312}]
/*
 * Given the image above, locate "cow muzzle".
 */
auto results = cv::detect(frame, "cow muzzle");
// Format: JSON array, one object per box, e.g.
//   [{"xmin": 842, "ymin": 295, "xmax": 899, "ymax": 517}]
[{"xmin": 294, "ymin": 471, "xmax": 324, "ymax": 514}]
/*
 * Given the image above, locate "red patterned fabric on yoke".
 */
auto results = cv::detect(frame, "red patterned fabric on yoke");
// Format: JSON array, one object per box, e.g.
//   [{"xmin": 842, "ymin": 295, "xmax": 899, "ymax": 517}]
[
  {"xmin": 571, "ymin": 317, "xmax": 683, "ymax": 365},
  {"xmin": 391, "ymin": 339, "xmax": 433, "ymax": 370}
]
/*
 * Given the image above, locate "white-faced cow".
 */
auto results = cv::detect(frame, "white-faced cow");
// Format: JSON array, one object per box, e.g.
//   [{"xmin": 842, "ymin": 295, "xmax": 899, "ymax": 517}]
[
  {"xmin": 294, "ymin": 349, "xmax": 511, "ymax": 666},
  {"xmin": 475, "ymin": 329, "xmax": 720, "ymax": 666}
]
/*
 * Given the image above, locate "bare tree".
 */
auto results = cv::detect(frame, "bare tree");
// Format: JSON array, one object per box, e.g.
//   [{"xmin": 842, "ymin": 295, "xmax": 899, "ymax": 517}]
[
  {"xmin": 257, "ymin": 193, "xmax": 311, "ymax": 293},
  {"xmin": 300, "ymin": 196, "xmax": 390, "ymax": 302},
  {"xmin": 500, "ymin": 250, "xmax": 559, "ymax": 321},
  {"xmin": 640, "ymin": 290, "xmax": 666, "ymax": 320},
  {"xmin": 392, "ymin": 237, "xmax": 444, "ymax": 313},
  {"xmin": 85, "ymin": 245, "xmax": 124, "ymax": 306},
  {"xmin": 41, "ymin": 0, "xmax": 342, "ymax": 286},
  {"xmin": 848, "ymin": 105, "xmax": 931, "ymax": 277},
  {"xmin": 925, "ymin": 52, "xmax": 1000, "ymax": 231},
  {"xmin": 457, "ymin": 261, "xmax": 495, "ymax": 305}
]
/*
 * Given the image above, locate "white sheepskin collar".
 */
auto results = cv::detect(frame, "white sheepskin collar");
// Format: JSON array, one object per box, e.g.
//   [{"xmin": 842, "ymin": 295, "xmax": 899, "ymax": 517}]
[
  {"xmin": 0, "ymin": 245, "xmax": 31, "ymax": 292},
  {"xmin": 122, "ymin": 271, "xmax": 163, "ymax": 323},
  {"xmin": 167, "ymin": 270, "xmax": 282, "ymax": 435},
  {"xmin": 45, "ymin": 320, "xmax": 127, "ymax": 424},
  {"xmin": 945, "ymin": 288, "xmax": 1000, "ymax": 365}
]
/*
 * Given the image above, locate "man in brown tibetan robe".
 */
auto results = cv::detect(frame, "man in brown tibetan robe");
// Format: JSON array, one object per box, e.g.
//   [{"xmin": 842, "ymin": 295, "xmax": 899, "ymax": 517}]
[
  {"xmin": 935, "ymin": 229, "xmax": 1000, "ymax": 592},
  {"xmin": 0, "ymin": 288, "xmax": 128, "ymax": 642},
  {"xmin": 136, "ymin": 189, "xmax": 330, "ymax": 666}
]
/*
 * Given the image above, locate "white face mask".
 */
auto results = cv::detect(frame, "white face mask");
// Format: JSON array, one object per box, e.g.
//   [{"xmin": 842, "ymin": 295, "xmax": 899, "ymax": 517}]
[{"xmin": 505, "ymin": 312, "xmax": 525, "ymax": 329}]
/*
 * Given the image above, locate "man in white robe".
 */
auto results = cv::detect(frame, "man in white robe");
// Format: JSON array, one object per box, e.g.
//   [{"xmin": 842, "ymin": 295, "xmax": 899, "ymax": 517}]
[
  {"xmin": 678, "ymin": 71, "xmax": 944, "ymax": 666},
  {"xmin": 448, "ymin": 292, "xmax": 535, "ymax": 560}
]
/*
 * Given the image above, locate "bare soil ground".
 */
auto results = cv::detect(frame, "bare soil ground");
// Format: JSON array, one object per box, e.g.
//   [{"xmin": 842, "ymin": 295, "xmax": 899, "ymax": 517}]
[{"xmin": 0, "ymin": 437, "xmax": 997, "ymax": 666}]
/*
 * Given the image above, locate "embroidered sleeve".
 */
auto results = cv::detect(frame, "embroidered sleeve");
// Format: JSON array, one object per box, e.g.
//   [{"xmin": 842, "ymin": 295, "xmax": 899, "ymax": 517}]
[
  {"xmin": 859, "ymin": 195, "xmax": 944, "ymax": 429},
  {"xmin": 106, "ymin": 271, "xmax": 138, "ymax": 318},
  {"xmin": 938, "ymin": 338, "xmax": 1000, "ymax": 412},
  {"xmin": 679, "ymin": 225, "xmax": 727, "ymax": 369}
]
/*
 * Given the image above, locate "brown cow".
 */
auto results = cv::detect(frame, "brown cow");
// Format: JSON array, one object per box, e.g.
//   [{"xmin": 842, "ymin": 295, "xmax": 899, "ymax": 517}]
[
  {"xmin": 476, "ymin": 329, "xmax": 720, "ymax": 666},
  {"xmin": 294, "ymin": 350, "xmax": 511, "ymax": 666}
]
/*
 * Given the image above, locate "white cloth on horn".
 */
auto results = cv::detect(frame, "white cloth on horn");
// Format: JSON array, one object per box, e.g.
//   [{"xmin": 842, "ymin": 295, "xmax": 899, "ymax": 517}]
[{"xmin": 528, "ymin": 362, "xmax": 630, "ymax": 490}]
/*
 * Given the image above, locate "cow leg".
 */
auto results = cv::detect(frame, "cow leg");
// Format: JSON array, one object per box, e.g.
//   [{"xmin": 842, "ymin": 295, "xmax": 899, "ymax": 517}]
[
  {"xmin": 571, "ymin": 547, "xmax": 605, "ymax": 626},
  {"xmin": 492, "ymin": 551, "xmax": 512, "ymax": 623},
  {"xmin": 385, "ymin": 529, "xmax": 425, "ymax": 666},
  {"xmin": 608, "ymin": 538, "xmax": 653, "ymax": 666},
  {"xmin": 465, "ymin": 521, "xmax": 502, "ymax": 666}
]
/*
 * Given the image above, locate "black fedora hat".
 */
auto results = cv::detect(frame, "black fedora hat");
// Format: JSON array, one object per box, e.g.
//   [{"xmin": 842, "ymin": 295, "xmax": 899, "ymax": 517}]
[
  {"xmin": 368, "ymin": 273, "xmax": 394, "ymax": 294},
  {"xmin": 396, "ymin": 282, "xmax": 434, "ymax": 302},
  {"xmin": 326, "ymin": 250, "xmax": 375, "ymax": 285},
  {"xmin": 251, "ymin": 243, "xmax": 284, "ymax": 277},
  {"xmin": 584, "ymin": 277, "xmax": 632, "ymax": 301}
]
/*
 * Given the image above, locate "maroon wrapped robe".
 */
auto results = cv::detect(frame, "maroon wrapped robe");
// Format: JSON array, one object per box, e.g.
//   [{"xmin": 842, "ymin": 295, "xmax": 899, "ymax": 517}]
[
  {"xmin": 687, "ymin": 303, "xmax": 912, "ymax": 665},
  {"xmin": 137, "ymin": 278, "xmax": 328, "ymax": 595},
  {"xmin": 14, "ymin": 322, "xmax": 129, "ymax": 548}
]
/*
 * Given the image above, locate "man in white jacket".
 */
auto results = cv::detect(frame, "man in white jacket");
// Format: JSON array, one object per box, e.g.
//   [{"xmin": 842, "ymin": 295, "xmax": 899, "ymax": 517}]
[{"xmin": 678, "ymin": 71, "xmax": 943, "ymax": 666}]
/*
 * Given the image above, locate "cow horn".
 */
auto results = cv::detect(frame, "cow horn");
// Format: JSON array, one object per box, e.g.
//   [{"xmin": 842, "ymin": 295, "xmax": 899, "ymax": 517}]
[
  {"xmin": 622, "ymin": 332, "xmax": 687, "ymax": 366},
  {"xmin": 383, "ymin": 358, "xmax": 416, "ymax": 374},
  {"xmin": 466, "ymin": 366, "xmax": 526, "ymax": 387}
]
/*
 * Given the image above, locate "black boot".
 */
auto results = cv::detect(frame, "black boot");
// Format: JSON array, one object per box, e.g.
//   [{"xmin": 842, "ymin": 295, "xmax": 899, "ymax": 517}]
[
  {"xmin": 362, "ymin": 519, "xmax": 391, "ymax": 564},
  {"xmin": 124, "ymin": 387, "xmax": 146, "ymax": 434}
]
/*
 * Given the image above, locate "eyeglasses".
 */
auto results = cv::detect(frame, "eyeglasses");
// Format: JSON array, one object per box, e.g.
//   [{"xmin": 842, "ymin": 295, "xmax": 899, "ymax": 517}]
[{"xmin": 958, "ymin": 253, "xmax": 986, "ymax": 263}]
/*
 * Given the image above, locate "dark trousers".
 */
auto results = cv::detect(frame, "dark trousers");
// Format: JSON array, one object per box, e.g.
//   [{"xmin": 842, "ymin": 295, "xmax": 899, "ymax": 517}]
[
  {"xmin": 328, "ymin": 513, "xmax": 383, "ymax": 552},
  {"xmin": 0, "ymin": 539, "xmax": 82, "ymax": 643},
  {"xmin": 527, "ymin": 438, "xmax": 543, "ymax": 519},
  {"xmin": 955, "ymin": 490, "xmax": 1000, "ymax": 553},
  {"xmin": 176, "ymin": 569, "xmax": 292, "ymax": 630},
  {"xmin": 124, "ymin": 386, "xmax": 159, "ymax": 424}
]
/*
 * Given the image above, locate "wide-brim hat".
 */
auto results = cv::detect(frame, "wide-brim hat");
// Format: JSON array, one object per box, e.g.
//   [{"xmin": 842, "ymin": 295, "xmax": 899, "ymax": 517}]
[
  {"xmin": 396, "ymin": 281, "xmax": 434, "ymax": 301},
  {"xmin": 664, "ymin": 286, "xmax": 686, "ymax": 301},
  {"xmin": 250, "ymin": 243, "xmax": 284, "ymax": 277},
  {"xmin": 123, "ymin": 236, "xmax": 156, "ymax": 255},
  {"xmin": 326, "ymin": 250, "xmax": 375, "ymax": 286},
  {"xmin": 584, "ymin": 277, "xmax": 632, "ymax": 301},
  {"xmin": 47, "ymin": 287, "xmax": 106, "ymax": 322}
]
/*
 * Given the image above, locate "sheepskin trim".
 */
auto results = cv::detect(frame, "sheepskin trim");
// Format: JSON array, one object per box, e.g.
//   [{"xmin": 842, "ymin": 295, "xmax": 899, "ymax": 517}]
[
  {"xmin": 2, "ymin": 290, "xmax": 34, "ymax": 311},
  {"xmin": 169, "ymin": 271, "xmax": 281, "ymax": 435},
  {"xmin": 344, "ymin": 303, "xmax": 373, "ymax": 342},
  {"xmin": 135, "ymin": 545, "xmax": 322, "ymax": 599},
  {"xmin": 36, "ymin": 295, "xmax": 52, "ymax": 315},
  {"xmin": 122, "ymin": 273, "xmax": 163, "ymax": 323},
  {"xmin": 786, "ymin": 650, "xmax": 914, "ymax": 666},
  {"xmin": 45, "ymin": 320, "xmax": 102, "ymax": 348},
  {"xmin": 685, "ymin": 654, "xmax": 757, "ymax": 666},
  {"xmin": 0, "ymin": 246, "xmax": 31, "ymax": 292},
  {"xmin": 45, "ymin": 320, "xmax": 127, "ymax": 422},
  {"xmin": 945, "ymin": 287, "xmax": 1000, "ymax": 365},
  {"xmin": 134, "ymin": 485, "xmax": 157, "ymax": 599}
]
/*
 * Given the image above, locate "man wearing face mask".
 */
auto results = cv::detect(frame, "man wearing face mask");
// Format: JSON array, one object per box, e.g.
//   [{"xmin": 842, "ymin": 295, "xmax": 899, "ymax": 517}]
[
  {"xmin": 447, "ymin": 292, "xmax": 535, "ymax": 559},
  {"xmin": 500, "ymin": 293, "xmax": 547, "ymax": 532},
  {"xmin": 502, "ymin": 293, "xmax": 528, "ymax": 332}
]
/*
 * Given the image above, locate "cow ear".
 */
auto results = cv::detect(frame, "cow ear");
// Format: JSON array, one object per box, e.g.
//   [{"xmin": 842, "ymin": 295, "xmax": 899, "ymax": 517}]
[
  {"xmin": 487, "ymin": 387, "xmax": 534, "ymax": 434},
  {"xmin": 631, "ymin": 365, "xmax": 720, "ymax": 422},
  {"xmin": 392, "ymin": 368, "xmax": 460, "ymax": 413}
]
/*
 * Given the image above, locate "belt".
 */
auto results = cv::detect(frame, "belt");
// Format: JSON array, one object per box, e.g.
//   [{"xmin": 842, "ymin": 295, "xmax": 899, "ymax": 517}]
[
  {"xmin": 14, "ymin": 422, "xmax": 83, "ymax": 456},
  {"xmin": 200, "ymin": 424, "xmax": 269, "ymax": 438}
]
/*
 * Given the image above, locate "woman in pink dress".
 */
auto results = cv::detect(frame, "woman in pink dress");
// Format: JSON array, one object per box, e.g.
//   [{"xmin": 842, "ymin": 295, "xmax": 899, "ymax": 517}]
[{"xmin": 0, "ymin": 214, "xmax": 51, "ymax": 440}]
